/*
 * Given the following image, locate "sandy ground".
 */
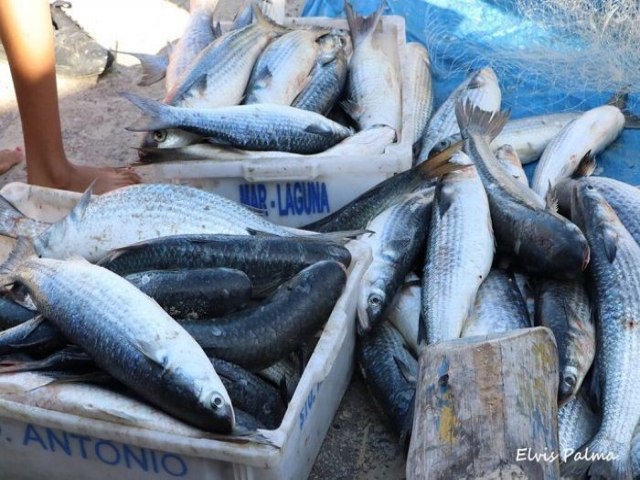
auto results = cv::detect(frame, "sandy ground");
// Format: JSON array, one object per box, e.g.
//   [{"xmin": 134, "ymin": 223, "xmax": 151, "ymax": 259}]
[{"xmin": 0, "ymin": 1, "xmax": 405, "ymax": 478}]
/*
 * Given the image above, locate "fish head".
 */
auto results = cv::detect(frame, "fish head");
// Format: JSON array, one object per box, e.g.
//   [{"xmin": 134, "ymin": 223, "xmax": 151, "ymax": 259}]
[
  {"xmin": 190, "ymin": 379, "xmax": 236, "ymax": 434},
  {"xmin": 558, "ymin": 365, "xmax": 579, "ymax": 405},
  {"xmin": 358, "ymin": 276, "xmax": 387, "ymax": 334},
  {"xmin": 32, "ymin": 220, "xmax": 72, "ymax": 260},
  {"xmin": 138, "ymin": 128, "xmax": 202, "ymax": 149}
]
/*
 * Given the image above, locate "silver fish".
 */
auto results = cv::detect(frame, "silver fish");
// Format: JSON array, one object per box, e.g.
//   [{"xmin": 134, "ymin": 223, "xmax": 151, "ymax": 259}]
[
  {"xmin": 565, "ymin": 180, "xmax": 640, "ymax": 478},
  {"xmin": 0, "ymin": 183, "xmax": 291, "ymax": 262},
  {"xmin": 405, "ymin": 42, "xmax": 433, "ymax": 147},
  {"xmin": 422, "ymin": 152, "xmax": 494, "ymax": 344},
  {"xmin": 343, "ymin": 2, "xmax": 401, "ymax": 132},
  {"xmin": 125, "ymin": 93, "xmax": 353, "ymax": 154},
  {"xmin": 532, "ymin": 105, "xmax": 625, "ymax": 199},
  {"xmin": 318, "ymin": 125, "xmax": 396, "ymax": 157},
  {"xmin": 535, "ymin": 277, "xmax": 594, "ymax": 405},
  {"xmin": 164, "ymin": 6, "xmax": 287, "ymax": 109},
  {"xmin": 357, "ymin": 188, "xmax": 433, "ymax": 334},
  {"xmin": 490, "ymin": 112, "xmax": 579, "ymax": 164},
  {"xmin": 165, "ymin": 0, "xmax": 221, "ymax": 91},
  {"xmin": 455, "ymin": 102, "xmax": 590, "ymax": 279},
  {"xmin": 417, "ymin": 67, "xmax": 501, "ymax": 163},
  {"xmin": 0, "ymin": 250, "xmax": 235, "ymax": 433},
  {"xmin": 461, "ymin": 269, "xmax": 530, "ymax": 338},
  {"xmin": 291, "ymin": 33, "xmax": 349, "ymax": 115},
  {"xmin": 387, "ymin": 274, "xmax": 420, "ymax": 356},
  {"xmin": 495, "ymin": 144, "xmax": 529, "ymax": 187},
  {"xmin": 244, "ymin": 29, "xmax": 328, "ymax": 106}
]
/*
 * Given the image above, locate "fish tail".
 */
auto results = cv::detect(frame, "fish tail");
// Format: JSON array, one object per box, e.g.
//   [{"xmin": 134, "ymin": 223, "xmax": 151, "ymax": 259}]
[
  {"xmin": 121, "ymin": 92, "xmax": 175, "ymax": 132},
  {"xmin": 455, "ymin": 99, "xmax": 510, "ymax": 141},
  {"xmin": 416, "ymin": 140, "xmax": 466, "ymax": 180},
  {"xmin": 562, "ymin": 434, "xmax": 631, "ymax": 479},
  {"xmin": 252, "ymin": 2, "xmax": 287, "ymax": 33},
  {"xmin": 0, "ymin": 195, "xmax": 34, "ymax": 239},
  {"xmin": 119, "ymin": 51, "xmax": 168, "ymax": 87},
  {"xmin": 345, "ymin": 1, "xmax": 384, "ymax": 48}
]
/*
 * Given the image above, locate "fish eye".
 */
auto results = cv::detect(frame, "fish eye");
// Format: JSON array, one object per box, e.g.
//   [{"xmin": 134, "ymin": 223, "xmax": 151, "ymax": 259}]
[
  {"xmin": 153, "ymin": 130, "xmax": 167, "ymax": 143},
  {"xmin": 368, "ymin": 294, "xmax": 383, "ymax": 307},
  {"xmin": 586, "ymin": 185, "xmax": 595, "ymax": 190},
  {"xmin": 211, "ymin": 393, "xmax": 224, "ymax": 409}
]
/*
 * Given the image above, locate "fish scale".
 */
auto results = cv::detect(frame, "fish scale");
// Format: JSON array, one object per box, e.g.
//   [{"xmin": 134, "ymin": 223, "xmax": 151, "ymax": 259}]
[
  {"xmin": 405, "ymin": 42, "xmax": 433, "ymax": 146},
  {"xmin": 31, "ymin": 183, "xmax": 292, "ymax": 262},
  {"xmin": 1, "ymin": 254, "xmax": 234, "ymax": 433},
  {"xmin": 566, "ymin": 182, "xmax": 640, "ymax": 478}
]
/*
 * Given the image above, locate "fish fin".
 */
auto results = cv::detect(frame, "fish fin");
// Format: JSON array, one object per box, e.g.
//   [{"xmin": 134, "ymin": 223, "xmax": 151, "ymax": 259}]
[
  {"xmin": 42, "ymin": 371, "xmax": 112, "ymax": 386},
  {"xmin": 132, "ymin": 337, "xmax": 169, "ymax": 369},
  {"xmin": 623, "ymin": 112, "xmax": 640, "ymax": 129},
  {"xmin": 212, "ymin": 21, "xmax": 223, "ymax": 38},
  {"xmin": 119, "ymin": 51, "xmax": 168, "ymax": 87},
  {"xmin": 304, "ymin": 123, "xmax": 334, "ymax": 136},
  {"xmin": 290, "ymin": 229, "xmax": 367, "ymax": 244},
  {"xmin": 435, "ymin": 180, "xmax": 454, "ymax": 218},
  {"xmin": 0, "ymin": 237, "xmax": 36, "ymax": 283},
  {"xmin": 394, "ymin": 354, "xmax": 418, "ymax": 385},
  {"xmin": 87, "ymin": 405, "xmax": 141, "ymax": 425},
  {"xmin": 251, "ymin": 3, "xmax": 286, "ymax": 32},
  {"xmin": 606, "ymin": 88, "xmax": 628, "ymax": 110},
  {"xmin": 344, "ymin": 0, "xmax": 384, "ymax": 48},
  {"xmin": 240, "ymin": 203, "xmax": 269, "ymax": 217},
  {"xmin": 600, "ymin": 224, "xmax": 619, "ymax": 263},
  {"xmin": 571, "ymin": 151, "xmax": 596, "ymax": 179},
  {"xmin": 277, "ymin": 376, "xmax": 290, "ymax": 404},
  {"xmin": 562, "ymin": 435, "xmax": 632, "ymax": 480},
  {"xmin": 68, "ymin": 181, "xmax": 94, "ymax": 225},
  {"xmin": 339, "ymin": 99, "xmax": 363, "ymax": 121},
  {"xmin": 455, "ymin": 99, "xmax": 510, "ymax": 141},
  {"xmin": 0, "ymin": 195, "xmax": 29, "ymax": 239},
  {"xmin": 121, "ymin": 92, "xmax": 174, "ymax": 132},
  {"xmin": 416, "ymin": 140, "xmax": 465, "ymax": 180},
  {"xmin": 545, "ymin": 184, "xmax": 559, "ymax": 213}
]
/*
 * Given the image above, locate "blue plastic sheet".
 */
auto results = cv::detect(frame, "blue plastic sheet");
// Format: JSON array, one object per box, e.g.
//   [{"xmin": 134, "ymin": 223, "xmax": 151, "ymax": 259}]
[{"xmin": 302, "ymin": 0, "xmax": 640, "ymax": 184}]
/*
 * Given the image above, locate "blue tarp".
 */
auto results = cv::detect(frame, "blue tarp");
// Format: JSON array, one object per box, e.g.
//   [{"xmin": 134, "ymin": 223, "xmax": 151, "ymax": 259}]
[{"xmin": 302, "ymin": 0, "xmax": 640, "ymax": 183}]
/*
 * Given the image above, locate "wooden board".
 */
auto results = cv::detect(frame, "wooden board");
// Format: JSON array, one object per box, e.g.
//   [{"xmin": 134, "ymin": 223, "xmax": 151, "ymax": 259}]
[{"xmin": 407, "ymin": 327, "xmax": 560, "ymax": 479}]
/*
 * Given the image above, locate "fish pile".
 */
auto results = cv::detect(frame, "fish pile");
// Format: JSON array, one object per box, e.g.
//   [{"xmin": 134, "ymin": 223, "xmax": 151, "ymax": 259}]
[
  {"xmin": 0, "ymin": 180, "xmax": 354, "ymax": 436},
  {"xmin": 125, "ymin": 0, "xmax": 406, "ymax": 162},
  {"xmin": 287, "ymin": 9, "xmax": 640, "ymax": 472}
]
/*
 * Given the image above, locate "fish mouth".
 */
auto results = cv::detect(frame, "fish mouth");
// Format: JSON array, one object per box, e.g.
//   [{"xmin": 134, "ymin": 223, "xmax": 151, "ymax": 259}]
[{"xmin": 210, "ymin": 403, "xmax": 235, "ymax": 434}]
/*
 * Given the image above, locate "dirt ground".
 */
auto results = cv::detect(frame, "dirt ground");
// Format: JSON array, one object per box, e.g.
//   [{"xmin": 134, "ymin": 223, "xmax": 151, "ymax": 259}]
[{"xmin": 0, "ymin": 1, "xmax": 405, "ymax": 479}]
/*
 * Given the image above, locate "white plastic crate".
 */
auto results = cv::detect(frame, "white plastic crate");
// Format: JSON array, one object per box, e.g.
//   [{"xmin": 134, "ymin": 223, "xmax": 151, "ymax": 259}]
[
  {"xmin": 136, "ymin": 14, "xmax": 414, "ymax": 228},
  {"xmin": 0, "ymin": 183, "xmax": 372, "ymax": 479}
]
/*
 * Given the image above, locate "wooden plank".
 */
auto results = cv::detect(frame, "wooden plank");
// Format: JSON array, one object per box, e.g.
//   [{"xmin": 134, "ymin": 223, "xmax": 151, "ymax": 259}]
[{"xmin": 407, "ymin": 327, "xmax": 560, "ymax": 479}]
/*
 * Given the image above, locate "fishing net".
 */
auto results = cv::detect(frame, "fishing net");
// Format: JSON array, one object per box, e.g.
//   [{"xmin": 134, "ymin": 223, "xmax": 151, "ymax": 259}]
[{"xmin": 302, "ymin": 0, "xmax": 640, "ymax": 182}]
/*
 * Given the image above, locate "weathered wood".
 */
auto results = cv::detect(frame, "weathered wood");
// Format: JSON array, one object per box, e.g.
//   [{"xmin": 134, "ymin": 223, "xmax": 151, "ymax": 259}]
[{"xmin": 407, "ymin": 327, "xmax": 560, "ymax": 479}]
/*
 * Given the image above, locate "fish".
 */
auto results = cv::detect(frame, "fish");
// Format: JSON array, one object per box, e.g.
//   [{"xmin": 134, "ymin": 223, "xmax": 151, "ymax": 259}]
[
  {"xmin": 357, "ymin": 188, "xmax": 433, "ymax": 334},
  {"xmin": 164, "ymin": 5, "xmax": 288, "ymax": 109},
  {"xmin": 0, "ymin": 290, "xmax": 36, "ymax": 330},
  {"xmin": 303, "ymin": 143, "xmax": 459, "ymax": 232},
  {"xmin": 422, "ymin": 151, "xmax": 494, "ymax": 344},
  {"xmin": 405, "ymin": 42, "xmax": 433, "ymax": 149},
  {"xmin": 534, "ymin": 277, "xmax": 594, "ymax": 405},
  {"xmin": 137, "ymin": 127, "xmax": 204, "ymax": 150},
  {"xmin": 0, "ymin": 345, "xmax": 95, "ymax": 374},
  {"xmin": 495, "ymin": 144, "xmax": 529, "ymax": 187},
  {"xmin": 180, "ymin": 260, "xmax": 346, "ymax": 370},
  {"xmin": 0, "ymin": 246, "xmax": 235, "ymax": 433},
  {"xmin": 0, "ymin": 183, "xmax": 293, "ymax": 263},
  {"xmin": 0, "ymin": 316, "xmax": 63, "ymax": 356},
  {"xmin": 564, "ymin": 180, "xmax": 640, "ymax": 478},
  {"xmin": 558, "ymin": 392, "xmax": 599, "ymax": 464},
  {"xmin": 490, "ymin": 112, "xmax": 579, "ymax": 164},
  {"xmin": 387, "ymin": 274, "xmax": 420, "ymax": 356},
  {"xmin": 124, "ymin": 268, "xmax": 253, "ymax": 319},
  {"xmin": 461, "ymin": 269, "xmax": 530, "ymax": 338},
  {"xmin": 165, "ymin": 0, "xmax": 221, "ymax": 92},
  {"xmin": 514, "ymin": 272, "xmax": 536, "ymax": 324},
  {"xmin": 343, "ymin": 1, "xmax": 402, "ymax": 132},
  {"xmin": 291, "ymin": 33, "xmax": 349, "ymax": 115},
  {"xmin": 555, "ymin": 160, "xmax": 640, "ymax": 248},
  {"xmin": 455, "ymin": 101, "xmax": 590, "ymax": 279},
  {"xmin": 125, "ymin": 94, "xmax": 353, "ymax": 154},
  {"xmin": 244, "ymin": 29, "xmax": 329, "ymax": 106},
  {"xmin": 417, "ymin": 67, "xmax": 501, "ymax": 163},
  {"xmin": 357, "ymin": 321, "xmax": 417, "ymax": 443},
  {"xmin": 633, "ymin": 429, "xmax": 640, "ymax": 480},
  {"xmin": 532, "ymin": 105, "xmax": 625, "ymax": 199},
  {"xmin": 98, "ymin": 233, "xmax": 351, "ymax": 295},
  {"xmin": 210, "ymin": 358, "xmax": 287, "ymax": 430},
  {"xmin": 256, "ymin": 353, "xmax": 304, "ymax": 402}
]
